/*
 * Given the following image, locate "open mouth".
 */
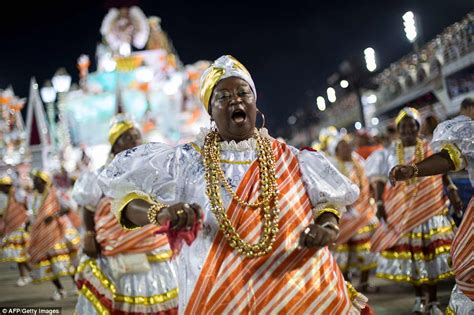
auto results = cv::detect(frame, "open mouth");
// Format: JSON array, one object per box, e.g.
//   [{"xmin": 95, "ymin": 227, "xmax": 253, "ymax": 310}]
[{"xmin": 231, "ymin": 109, "xmax": 247, "ymax": 124}]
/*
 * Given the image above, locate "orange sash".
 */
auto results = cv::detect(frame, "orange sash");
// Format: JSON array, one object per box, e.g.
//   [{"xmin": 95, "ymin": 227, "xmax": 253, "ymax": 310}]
[
  {"xmin": 370, "ymin": 144, "xmax": 446, "ymax": 252},
  {"xmin": 337, "ymin": 156, "xmax": 376, "ymax": 244},
  {"xmin": 27, "ymin": 187, "xmax": 64, "ymax": 263},
  {"xmin": 3, "ymin": 188, "xmax": 28, "ymax": 236},
  {"xmin": 94, "ymin": 197, "xmax": 167, "ymax": 256},
  {"xmin": 451, "ymin": 197, "xmax": 473, "ymax": 299},
  {"xmin": 185, "ymin": 141, "xmax": 353, "ymax": 314}
]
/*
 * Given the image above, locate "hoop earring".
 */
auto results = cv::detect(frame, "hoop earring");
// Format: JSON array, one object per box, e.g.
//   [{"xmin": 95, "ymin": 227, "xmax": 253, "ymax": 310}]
[{"xmin": 256, "ymin": 108, "xmax": 266, "ymax": 129}]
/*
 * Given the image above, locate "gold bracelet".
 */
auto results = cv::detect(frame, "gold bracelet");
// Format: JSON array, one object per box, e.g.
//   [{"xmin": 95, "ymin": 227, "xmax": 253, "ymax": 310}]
[
  {"xmin": 315, "ymin": 208, "xmax": 341, "ymax": 221},
  {"xmin": 410, "ymin": 164, "xmax": 419, "ymax": 178},
  {"xmin": 85, "ymin": 230, "xmax": 96, "ymax": 237},
  {"xmin": 147, "ymin": 202, "xmax": 169, "ymax": 226}
]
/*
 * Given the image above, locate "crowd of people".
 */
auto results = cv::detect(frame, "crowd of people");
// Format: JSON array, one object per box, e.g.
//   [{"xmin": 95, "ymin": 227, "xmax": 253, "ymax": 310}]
[{"xmin": 0, "ymin": 56, "xmax": 472, "ymax": 314}]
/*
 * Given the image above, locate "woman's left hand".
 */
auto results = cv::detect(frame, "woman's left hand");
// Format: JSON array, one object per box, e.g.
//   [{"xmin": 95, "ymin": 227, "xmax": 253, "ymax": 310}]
[{"xmin": 299, "ymin": 224, "xmax": 338, "ymax": 249}]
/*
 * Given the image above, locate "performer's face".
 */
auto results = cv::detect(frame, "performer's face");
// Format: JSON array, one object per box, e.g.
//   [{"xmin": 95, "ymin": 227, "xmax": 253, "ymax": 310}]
[
  {"xmin": 112, "ymin": 128, "xmax": 142, "ymax": 155},
  {"xmin": 336, "ymin": 140, "xmax": 352, "ymax": 161},
  {"xmin": 398, "ymin": 117, "xmax": 419, "ymax": 146},
  {"xmin": 210, "ymin": 77, "xmax": 257, "ymax": 142}
]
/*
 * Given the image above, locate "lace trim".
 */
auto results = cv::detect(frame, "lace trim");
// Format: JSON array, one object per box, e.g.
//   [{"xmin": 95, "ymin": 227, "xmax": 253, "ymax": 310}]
[{"xmin": 194, "ymin": 127, "xmax": 271, "ymax": 152}]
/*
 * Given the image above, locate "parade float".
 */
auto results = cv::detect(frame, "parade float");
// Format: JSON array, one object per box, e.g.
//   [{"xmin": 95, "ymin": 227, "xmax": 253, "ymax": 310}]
[
  {"xmin": 4, "ymin": 6, "xmax": 210, "ymax": 171},
  {"xmin": 58, "ymin": 7, "xmax": 210, "ymax": 168}
]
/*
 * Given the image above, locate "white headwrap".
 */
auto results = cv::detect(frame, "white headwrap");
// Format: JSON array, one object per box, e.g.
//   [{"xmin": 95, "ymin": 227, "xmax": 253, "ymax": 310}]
[{"xmin": 199, "ymin": 55, "xmax": 256, "ymax": 112}]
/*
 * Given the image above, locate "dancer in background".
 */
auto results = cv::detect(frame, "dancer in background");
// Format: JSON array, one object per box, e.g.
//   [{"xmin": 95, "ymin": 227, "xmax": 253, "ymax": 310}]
[
  {"xmin": 389, "ymin": 97, "xmax": 474, "ymax": 314},
  {"xmin": 73, "ymin": 115, "xmax": 178, "ymax": 314},
  {"xmin": 365, "ymin": 107, "xmax": 457, "ymax": 315},
  {"xmin": 327, "ymin": 134, "xmax": 379, "ymax": 293},
  {"xmin": 0, "ymin": 171, "xmax": 32, "ymax": 286},
  {"xmin": 27, "ymin": 170, "xmax": 81, "ymax": 300}
]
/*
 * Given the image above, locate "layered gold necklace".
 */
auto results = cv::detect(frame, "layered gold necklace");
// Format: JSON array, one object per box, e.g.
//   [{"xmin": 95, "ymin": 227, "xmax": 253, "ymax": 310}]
[
  {"xmin": 203, "ymin": 129, "xmax": 280, "ymax": 258},
  {"xmin": 396, "ymin": 138, "xmax": 424, "ymax": 186}
]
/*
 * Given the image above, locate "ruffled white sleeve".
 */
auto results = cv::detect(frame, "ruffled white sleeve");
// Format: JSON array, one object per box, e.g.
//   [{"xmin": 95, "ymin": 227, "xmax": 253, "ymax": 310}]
[
  {"xmin": 431, "ymin": 116, "xmax": 474, "ymax": 172},
  {"xmin": 98, "ymin": 142, "xmax": 184, "ymax": 229},
  {"xmin": 364, "ymin": 148, "xmax": 390, "ymax": 183},
  {"xmin": 297, "ymin": 149, "xmax": 360, "ymax": 217},
  {"xmin": 72, "ymin": 170, "xmax": 103, "ymax": 211}
]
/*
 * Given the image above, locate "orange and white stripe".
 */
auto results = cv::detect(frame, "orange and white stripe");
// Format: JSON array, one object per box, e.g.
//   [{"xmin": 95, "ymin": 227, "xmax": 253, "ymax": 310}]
[
  {"xmin": 94, "ymin": 197, "xmax": 168, "ymax": 256},
  {"xmin": 3, "ymin": 188, "xmax": 28, "ymax": 236},
  {"xmin": 371, "ymin": 144, "xmax": 447, "ymax": 252},
  {"xmin": 27, "ymin": 187, "xmax": 66, "ymax": 263},
  {"xmin": 337, "ymin": 156, "xmax": 376, "ymax": 245},
  {"xmin": 451, "ymin": 197, "xmax": 473, "ymax": 300},
  {"xmin": 185, "ymin": 141, "xmax": 355, "ymax": 314}
]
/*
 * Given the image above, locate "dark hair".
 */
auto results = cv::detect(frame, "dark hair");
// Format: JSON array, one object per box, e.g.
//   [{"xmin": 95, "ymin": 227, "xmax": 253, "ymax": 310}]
[{"xmin": 461, "ymin": 97, "xmax": 474, "ymax": 110}]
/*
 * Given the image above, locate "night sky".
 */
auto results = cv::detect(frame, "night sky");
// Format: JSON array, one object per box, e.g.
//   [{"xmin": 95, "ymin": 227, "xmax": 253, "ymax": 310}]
[{"xmin": 1, "ymin": 0, "xmax": 472, "ymax": 135}]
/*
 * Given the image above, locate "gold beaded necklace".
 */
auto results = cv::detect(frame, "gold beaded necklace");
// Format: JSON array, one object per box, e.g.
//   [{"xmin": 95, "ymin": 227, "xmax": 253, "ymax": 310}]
[
  {"xmin": 396, "ymin": 138, "xmax": 424, "ymax": 185},
  {"xmin": 202, "ymin": 129, "xmax": 280, "ymax": 258}
]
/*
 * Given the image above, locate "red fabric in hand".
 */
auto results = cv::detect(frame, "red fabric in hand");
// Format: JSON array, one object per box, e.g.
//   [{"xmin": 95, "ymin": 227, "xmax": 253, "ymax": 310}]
[{"xmin": 155, "ymin": 211, "xmax": 203, "ymax": 256}]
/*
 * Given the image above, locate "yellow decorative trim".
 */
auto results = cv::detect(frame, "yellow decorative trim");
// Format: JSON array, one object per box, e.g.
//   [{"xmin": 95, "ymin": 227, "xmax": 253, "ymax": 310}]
[
  {"xmin": 356, "ymin": 224, "xmax": 378, "ymax": 235},
  {"xmin": 32, "ymin": 270, "xmax": 74, "ymax": 283},
  {"xmin": 376, "ymin": 271, "xmax": 453, "ymax": 285},
  {"xmin": 77, "ymin": 259, "xmax": 117, "ymax": 293},
  {"xmin": 1, "ymin": 243, "xmax": 27, "ymax": 250},
  {"xmin": 0, "ymin": 256, "xmax": 28, "ymax": 263},
  {"xmin": 315, "ymin": 207, "xmax": 341, "ymax": 220},
  {"xmin": 34, "ymin": 254, "xmax": 76, "ymax": 267},
  {"xmin": 402, "ymin": 225, "xmax": 453, "ymax": 240},
  {"xmin": 358, "ymin": 262, "xmax": 378, "ymax": 271},
  {"xmin": 381, "ymin": 244, "xmax": 452, "ymax": 261},
  {"xmin": 116, "ymin": 192, "xmax": 155, "ymax": 230},
  {"xmin": 441, "ymin": 143, "xmax": 465, "ymax": 172},
  {"xmin": 0, "ymin": 176, "xmax": 12, "ymax": 185},
  {"xmin": 52, "ymin": 237, "xmax": 81, "ymax": 250},
  {"xmin": 147, "ymin": 250, "xmax": 173, "ymax": 263},
  {"xmin": 345, "ymin": 281, "xmax": 359, "ymax": 302},
  {"xmin": 191, "ymin": 143, "xmax": 252, "ymax": 165},
  {"xmin": 109, "ymin": 121, "xmax": 135, "ymax": 147},
  {"xmin": 81, "ymin": 285, "xmax": 110, "ymax": 315},
  {"xmin": 77, "ymin": 259, "xmax": 178, "ymax": 305},
  {"xmin": 335, "ymin": 243, "xmax": 371, "ymax": 252},
  {"xmin": 114, "ymin": 288, "xmax": 179, "ymax": 305},
  {"xmin": 445, "ymin": 305, "xmax": 455, "ymax": 315}
]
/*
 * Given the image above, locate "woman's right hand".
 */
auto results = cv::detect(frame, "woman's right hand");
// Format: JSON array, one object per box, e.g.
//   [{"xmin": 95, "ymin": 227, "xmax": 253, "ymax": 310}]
[
  {"xmin": 389, "ymin": 165, "xmax": 415, "ymax": 186},
  {"xmin": 157, "ymin": 203, "xmax": 203, "ymax": 230},
  {"xmin": 83, "ymin": 233, "xmax": 100, "ymax": 258}
]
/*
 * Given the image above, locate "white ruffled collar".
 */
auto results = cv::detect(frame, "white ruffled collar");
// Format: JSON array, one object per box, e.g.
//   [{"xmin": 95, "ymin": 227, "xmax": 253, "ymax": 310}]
[{"xmin": 194, "ymin": 127, "xmax": 271, "ymax": 152}]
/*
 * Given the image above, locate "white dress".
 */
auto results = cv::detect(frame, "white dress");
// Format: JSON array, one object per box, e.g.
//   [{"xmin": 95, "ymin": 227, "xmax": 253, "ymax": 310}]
[{"xmin": 99, "ymin": 128, "xmax": 360, "ymax": 312}]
